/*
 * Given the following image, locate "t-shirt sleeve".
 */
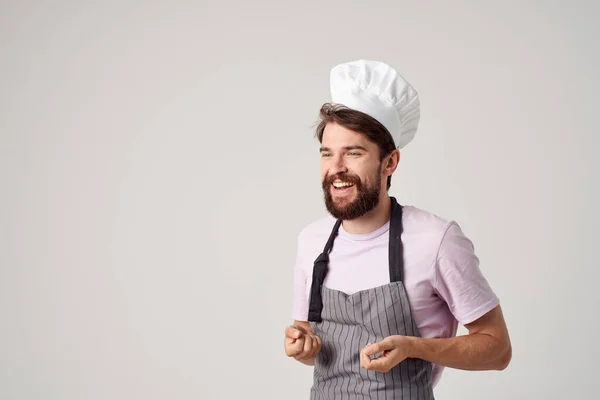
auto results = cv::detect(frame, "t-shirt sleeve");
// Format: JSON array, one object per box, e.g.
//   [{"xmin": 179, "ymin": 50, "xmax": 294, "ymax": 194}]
[
  {"xmin": 433, "ymin": 222, "xmax": 500, "ymax": 325},
  {"xmin": 292, "ymin": 234, "xmax": 310, "ymax": 321}
]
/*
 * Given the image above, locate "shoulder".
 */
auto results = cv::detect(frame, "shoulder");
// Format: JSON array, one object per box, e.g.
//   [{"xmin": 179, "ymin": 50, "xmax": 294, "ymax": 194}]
[
  {"xmin": 402, "ymin": 205, "xmax": 456, "ymax": 239},
  {"xmin": 401, "ymin": 205, "xmax": 473, "ymax": 263},
  {"xmin": 297, "ymin": 214, "xmax": 339, "ymax": 245},
  {"xmin": 293, "ymin": 215, "xmax": 338, "ymax": 274}
]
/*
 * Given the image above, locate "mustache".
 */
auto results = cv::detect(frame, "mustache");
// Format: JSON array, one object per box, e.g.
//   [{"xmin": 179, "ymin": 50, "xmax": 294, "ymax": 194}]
[{"xmin": 322, "ymin": 173, "xmax": 361, "ymax": 187}]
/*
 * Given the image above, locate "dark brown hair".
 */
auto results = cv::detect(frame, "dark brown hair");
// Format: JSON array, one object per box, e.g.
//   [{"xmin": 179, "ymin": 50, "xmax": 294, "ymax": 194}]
[{"xmin": 315, "ymin": 103, "xmax": 396, "ymax": 190}]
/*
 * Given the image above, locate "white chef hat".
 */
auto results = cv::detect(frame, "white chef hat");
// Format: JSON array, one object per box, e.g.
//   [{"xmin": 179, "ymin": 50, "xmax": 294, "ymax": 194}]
[{"xmin": 329, "ymin": 59, "xmax": 420, "ymax": 149}]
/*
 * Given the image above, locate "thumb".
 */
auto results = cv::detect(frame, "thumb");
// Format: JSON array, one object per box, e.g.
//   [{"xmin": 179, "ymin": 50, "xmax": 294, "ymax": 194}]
[
  {"xmin": 291, "ymin": 329, "xmax": 302, "ymax": 339},
  {"xmin": 364, "ymin": 338, "xmax": 394, "ymax": 355},
  {"xmin": 286, "ymin": 326, "xmax": 303, "ymax": 340}
]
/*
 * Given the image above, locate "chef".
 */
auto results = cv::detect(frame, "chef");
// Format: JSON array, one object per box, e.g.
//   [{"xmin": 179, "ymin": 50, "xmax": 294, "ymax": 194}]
[{"xmin": 284, "ymin": 60, "xmax": 512, "ymax": 399}]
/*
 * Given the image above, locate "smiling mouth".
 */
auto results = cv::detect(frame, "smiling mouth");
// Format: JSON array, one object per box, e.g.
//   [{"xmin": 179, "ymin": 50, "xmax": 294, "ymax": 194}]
[{"xmin": 332, "ymin": 181, "xmax": 355, "ymax": 190}]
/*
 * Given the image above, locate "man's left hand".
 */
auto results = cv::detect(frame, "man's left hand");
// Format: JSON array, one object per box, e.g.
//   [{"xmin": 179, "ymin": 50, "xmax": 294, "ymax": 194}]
[{"xmin": 360, "ymin": 335, "xmax": 413, "ymax": 373}]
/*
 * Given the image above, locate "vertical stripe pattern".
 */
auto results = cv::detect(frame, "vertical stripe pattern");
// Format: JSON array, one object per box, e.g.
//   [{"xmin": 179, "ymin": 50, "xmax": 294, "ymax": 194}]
[{"xmin": 309, "ymin": 282, "xmax": 434, "ymax": 400}]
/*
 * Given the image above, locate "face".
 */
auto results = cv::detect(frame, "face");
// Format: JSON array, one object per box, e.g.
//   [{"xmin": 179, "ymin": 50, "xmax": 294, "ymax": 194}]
[{"xmin": 320, "ymin": 122, "xmax": 385, "ymax": 220}]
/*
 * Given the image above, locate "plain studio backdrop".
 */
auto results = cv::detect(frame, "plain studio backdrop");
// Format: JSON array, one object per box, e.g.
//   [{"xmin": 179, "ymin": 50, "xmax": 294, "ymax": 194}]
[{"xmin": 1, "ymin": 0, "xmax": 598, "ymax": 399}]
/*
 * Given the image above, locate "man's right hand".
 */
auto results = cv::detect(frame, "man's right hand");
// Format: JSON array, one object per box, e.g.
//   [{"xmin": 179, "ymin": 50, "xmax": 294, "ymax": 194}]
[{"xmin": 284, "ymin": 324, "xmax": 322, "ymax": 364}]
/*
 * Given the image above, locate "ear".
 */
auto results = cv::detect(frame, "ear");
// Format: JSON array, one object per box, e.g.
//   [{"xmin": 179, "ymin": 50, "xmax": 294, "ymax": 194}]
[{"xmin": 382, "ymin": 149, "xmax": 400, "ymax": 178}]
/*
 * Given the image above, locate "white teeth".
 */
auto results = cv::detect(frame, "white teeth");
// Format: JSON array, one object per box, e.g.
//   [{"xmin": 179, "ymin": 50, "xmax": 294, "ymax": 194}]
[{"xmin": 333, "ymin": 182, "xmax": 354, "ymax": 188}]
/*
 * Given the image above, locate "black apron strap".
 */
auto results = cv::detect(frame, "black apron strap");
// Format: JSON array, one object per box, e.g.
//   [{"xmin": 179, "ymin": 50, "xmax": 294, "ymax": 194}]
[
  {"xmin": 307, "ymin": 197, "xmax": 405, "ymax": 322},
  {"xmin": 388, "ymin": 197, "xmax": 405, "ymax": 283},
  {"xmin": 307, "ymin": 219, "xmax": 342, "ymax": 322}
]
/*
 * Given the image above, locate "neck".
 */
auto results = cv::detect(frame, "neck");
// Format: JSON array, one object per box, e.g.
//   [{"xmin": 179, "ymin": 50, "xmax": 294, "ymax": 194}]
[{"xmin": 341, "ymin": 194, "xmax": 392, "ymax": 234}]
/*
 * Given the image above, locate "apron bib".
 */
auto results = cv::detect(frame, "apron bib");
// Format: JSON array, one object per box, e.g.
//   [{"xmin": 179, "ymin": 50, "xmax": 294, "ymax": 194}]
[{"xmin": 307, "ymin": 197, "xmax": 434, "ymax": 399}]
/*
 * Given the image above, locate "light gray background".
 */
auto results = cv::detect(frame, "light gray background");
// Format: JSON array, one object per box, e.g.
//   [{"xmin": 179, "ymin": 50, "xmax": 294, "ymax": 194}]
[{"xmin": 1, "ymin": 0, "xmax": 598, "ymax": 399}]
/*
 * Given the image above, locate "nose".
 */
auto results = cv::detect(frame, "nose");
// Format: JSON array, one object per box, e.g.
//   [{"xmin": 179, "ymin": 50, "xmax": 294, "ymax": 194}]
[{"xmin": 330, "ymin": 154, "xmax": 348, "ymax": 176}]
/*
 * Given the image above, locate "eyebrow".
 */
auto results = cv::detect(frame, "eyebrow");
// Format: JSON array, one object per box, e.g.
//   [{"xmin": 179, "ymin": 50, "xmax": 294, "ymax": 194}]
[{"xmin": 319, "ymin": 145, "xmax": 369, "ymax": 152}]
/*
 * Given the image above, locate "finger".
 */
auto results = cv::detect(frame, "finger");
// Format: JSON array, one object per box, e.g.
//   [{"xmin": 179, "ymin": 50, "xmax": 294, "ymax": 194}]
[
  {"xmin": 363, "ymin": 343, "xmax": 381, "ymax": 357},
  {"xmin": 285, "ymin": 326, "xmax": 301, "ymax": 339},
  {"xmin": 285, "ymin": 326, "xmax": 303, "ymax": 340},
  {"xmin": 308, "ymin": 334, "xmax": 322, "ymax": 358},
  {"xmin": 292, "ymin": 324, "xmax": 308, "ymax": 335},
  {"xmin": 314, "ymin": 335, "xmax": 322, "ymax": 354},
  {"xmin": 364, "ymin": 337, "xmax": 394, "ymax": 356},
  {"xmin": 360, "ymin": 344, "xmax": 373, "ymax": 370},
  {"xmin": 296, "ymin": 334, "xmax": 314, "ymax": 360},
  {"xmin": 286, "ymin": 335, "xmax": 305, "ymax": 357},
  {"xmin": 366, "ymin": 356, "xmax": 392, "ymax": 373}
]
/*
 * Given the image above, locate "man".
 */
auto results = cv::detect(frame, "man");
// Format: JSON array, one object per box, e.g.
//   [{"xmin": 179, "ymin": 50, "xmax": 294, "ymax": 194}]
[{"xmin": 284, "ymin": 60, "xmax": 511, "ymax": 399}]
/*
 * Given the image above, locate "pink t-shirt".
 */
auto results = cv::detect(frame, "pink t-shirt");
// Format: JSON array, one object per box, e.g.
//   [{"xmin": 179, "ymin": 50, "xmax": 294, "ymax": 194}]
[{"xmin": 292, "ymin": 205, "xmax": 500, "ymax": 388}]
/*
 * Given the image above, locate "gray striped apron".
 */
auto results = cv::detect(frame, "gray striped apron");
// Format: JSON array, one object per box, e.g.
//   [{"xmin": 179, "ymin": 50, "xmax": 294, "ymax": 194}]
[{"xmin": 307, "ymin": 197, "xmax": 434, "ymax": 399}]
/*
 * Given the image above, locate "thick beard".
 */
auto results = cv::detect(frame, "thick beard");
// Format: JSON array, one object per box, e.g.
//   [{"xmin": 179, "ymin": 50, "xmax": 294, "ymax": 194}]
[{"xmin": 322, "ymin": 166, "xmax": 382, "ymax": 220}]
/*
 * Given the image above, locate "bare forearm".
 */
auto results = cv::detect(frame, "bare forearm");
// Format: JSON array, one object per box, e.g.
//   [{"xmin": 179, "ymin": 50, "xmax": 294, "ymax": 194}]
[{"xmin": 406, "ymin": 333, "xmax": 511, "ymax": 371}]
